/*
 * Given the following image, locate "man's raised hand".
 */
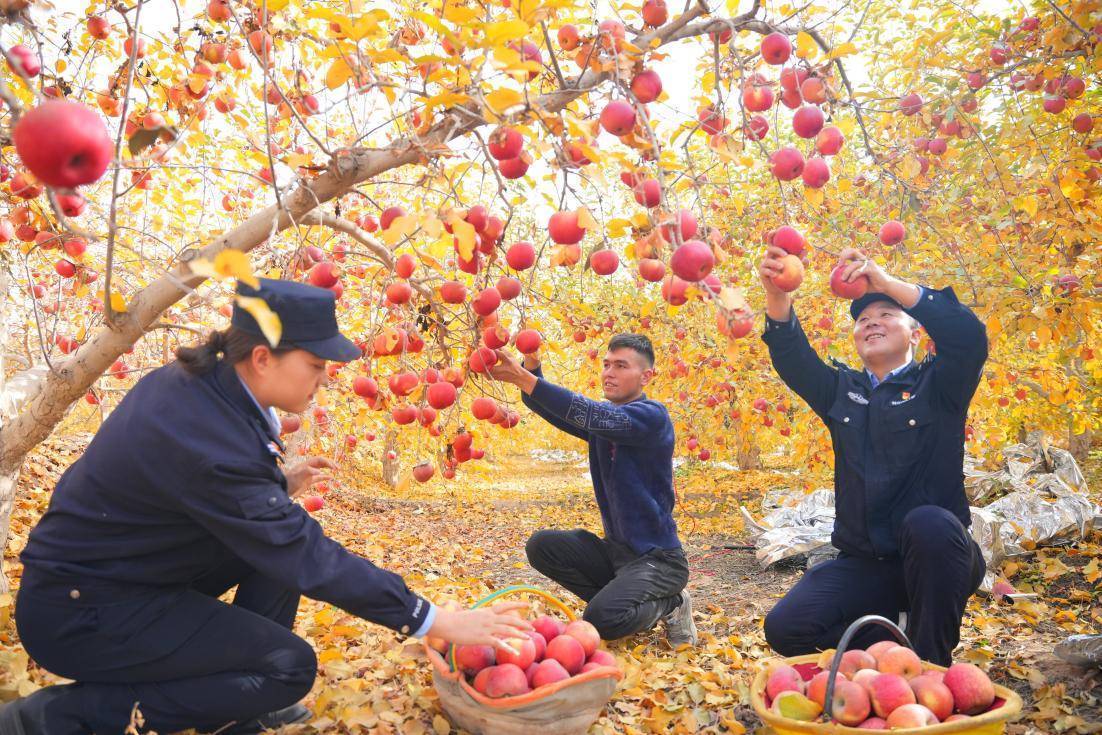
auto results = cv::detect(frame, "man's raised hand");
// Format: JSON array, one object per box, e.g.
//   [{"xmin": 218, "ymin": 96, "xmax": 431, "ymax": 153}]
[
  {"xmin": 836, "ymin": 247, "xmax": 891, "ymax": 292},
  {"xmin": 486, "ymin": 349, "xmax": 538, "ymax": 394}
]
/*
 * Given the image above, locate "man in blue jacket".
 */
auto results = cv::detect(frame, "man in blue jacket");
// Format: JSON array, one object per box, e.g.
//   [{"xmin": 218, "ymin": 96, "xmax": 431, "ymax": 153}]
[
  {"xmin": 757, "ymin": 245, "xmax": 987, "ymax": 665},
  {"xmin": 488, "ymin": 334, "xmax": 697, "ymax": 646}
]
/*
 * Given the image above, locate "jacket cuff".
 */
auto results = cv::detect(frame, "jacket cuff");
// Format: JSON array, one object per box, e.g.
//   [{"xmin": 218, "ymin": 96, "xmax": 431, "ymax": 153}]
[
  {"xmin": 398, "ymin": 595, "xmax": 433, "ymax": 637},
  {"xmin": 411, "ymin": 601, "xmax": 437, "ymax": 638},
  {"xmin": 903, "ymin": 285, "xmax": 952, "ymax": 321}
]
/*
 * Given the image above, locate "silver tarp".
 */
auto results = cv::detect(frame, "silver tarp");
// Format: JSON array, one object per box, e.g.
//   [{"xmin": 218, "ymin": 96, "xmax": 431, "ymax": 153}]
[{"xmin": 741, "ymin": 433, "xmax": 1100, "ymax": 591}]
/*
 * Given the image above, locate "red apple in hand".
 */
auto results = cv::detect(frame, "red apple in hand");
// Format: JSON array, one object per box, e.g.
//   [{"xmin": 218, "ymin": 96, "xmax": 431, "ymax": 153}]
[
  {"xmin": 830, "ymin": 264, "xmax": 869, "ymax": 299},
  {"xmin": 13, "ymin": 102, "xmax": 113, "ymax": 188}
]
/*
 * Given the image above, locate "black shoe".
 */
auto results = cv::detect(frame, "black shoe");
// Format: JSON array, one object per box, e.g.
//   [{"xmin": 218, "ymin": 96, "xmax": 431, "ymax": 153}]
[
  {"xmin": 0, "ymin": 698, "xmax": 28, "ymax": 735},
  {"xmin": 218, "ymin": 703, "xmax": 311, "ymax": 735}
]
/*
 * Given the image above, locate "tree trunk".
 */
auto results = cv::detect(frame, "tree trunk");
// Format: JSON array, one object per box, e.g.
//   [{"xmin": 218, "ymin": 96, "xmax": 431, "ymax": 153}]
[
  {"xmin": 1069, "ymin": 421, "xmax": 1092, "ymax": 463},
  {"xmin": 382, "ymin": 431, "xmax": 400, "ymax": 488},
  {"xmin": 0, "ymin": 465, "xmax": 20, "ymax": 595},
  {"xmin": 0, "ymin": 2, "xmax": 766, "ymax": 587}
]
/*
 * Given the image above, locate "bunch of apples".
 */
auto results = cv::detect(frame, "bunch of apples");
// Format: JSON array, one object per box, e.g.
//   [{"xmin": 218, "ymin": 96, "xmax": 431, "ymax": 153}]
[
  {"xmin": 431, "ymin": 615, "xmax": 619, "ymax": 699},
  {"xmin": 767, "ymin": 642, "xmax": 998, "ymax": 729}
]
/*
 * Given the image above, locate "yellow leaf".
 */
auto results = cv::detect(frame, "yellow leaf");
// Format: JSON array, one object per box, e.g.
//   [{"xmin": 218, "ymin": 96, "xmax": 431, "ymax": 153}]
[
  {"xmin": 235, "ymin": 295, "xmax": 283, "ymax": 347},
  {"xmin": 108, "ymin": 291, "xmax": 128, "ymax": 313},
  {"xmin": 826, "ymin": 42, "xmax": 857, "ymax": 59},
  {"xmin": 424, "ymin": 91, "xmax": 471, "ymax": 114},
  {"xmin": 433, "ymin": 714, "xmax": 451, "ymax": 735},
  {"xmin": 804, "ymin": 186, "xmax": 824, "ymax": 207},
  {"xmin": 607, "ymin": 218, "xmax": 633, "ymax": 238},
  {"xmin": 382, "ymin": 215, "xmax": 418, "ymax": 246},
  {"xmin": 318, "ymin": 647, "xmax": 344, "ymax": 664},
  {"xmin": 1016, "ymin": 195, "xmax": 1039, "ymax": 217},
  {"xmin": 577, "ymin": 208, "xmax": 598, "ymax": 231},
  {"xmin": 453, "ymin": 220, "xmax": 477, "ymax": 261},
  {"xmin": 217, "ymin": 249, "xmax": 259, "ymax": 287},
  {"xmin": 484, "ymin": 87, "xmax": 523, "ymax": 115},
  {"xmin": 325, "ymin": 59, "xmax": 354, "ymax": 89},
  {"xmin": 442, "ymin": 4, "xmax": 480, "ymax": 23},
  {"xmin": 484, "ymin": 19, "xmax": 529, "ymax": 44},
  {"xmin": 795, "ymin": 31, "xmax": 818, "ymax": 59}
]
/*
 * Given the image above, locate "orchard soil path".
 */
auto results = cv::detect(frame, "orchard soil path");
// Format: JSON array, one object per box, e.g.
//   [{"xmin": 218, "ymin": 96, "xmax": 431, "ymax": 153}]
[{"xmin": 1, "ymin": 437, "xmax": 1099, "ymax": 734}]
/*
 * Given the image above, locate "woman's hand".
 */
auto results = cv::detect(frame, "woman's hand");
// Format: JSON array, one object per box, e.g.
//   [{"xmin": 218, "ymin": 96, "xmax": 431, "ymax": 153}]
[
  {"xmin": 426, "ymin": 601, "xmax": 533, "ymax": 654},
  {"xmin": 284, "ymin": 456, "xmax": 338, "ymax": 498}
]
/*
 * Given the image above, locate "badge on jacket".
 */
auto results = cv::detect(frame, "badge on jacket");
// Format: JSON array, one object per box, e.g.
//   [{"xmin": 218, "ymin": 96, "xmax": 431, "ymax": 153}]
[
  {"xmin": 847, "ymin": 391, "xmax": 869, "ymax": 405},
  {"xmin": 890, "ymin": 391, "xmax": 915, "ymax": 406}
]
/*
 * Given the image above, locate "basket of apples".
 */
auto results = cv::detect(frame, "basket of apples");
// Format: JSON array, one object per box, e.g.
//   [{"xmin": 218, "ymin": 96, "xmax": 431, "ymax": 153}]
[
  {"xmin": 424, "ymin": 585, "xmax": 623, "ymax": 735},
  {"xmin": 751, "ymin": 615, "xmax": 1022, "ymax": 733}
]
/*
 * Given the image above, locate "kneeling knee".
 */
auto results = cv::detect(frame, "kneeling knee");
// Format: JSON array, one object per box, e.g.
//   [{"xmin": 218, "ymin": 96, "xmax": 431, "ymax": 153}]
[
  {"xmin": 582, "ymin": 605, "xmax": 637, "ymax": 641},
  {"xmin": 901, "ymin": 505, "xmax": 964, "ymax": 548},
  {"xmin": 265, "ymin": 637, "xmax": 318, "ymax": 697},
  {"xmin": 525, "ymin": 530, "xmax": 555, "ymax": 569},
  {"xmin": 764, "ymin": 605, "xmax": 814, "ymax": 657}
]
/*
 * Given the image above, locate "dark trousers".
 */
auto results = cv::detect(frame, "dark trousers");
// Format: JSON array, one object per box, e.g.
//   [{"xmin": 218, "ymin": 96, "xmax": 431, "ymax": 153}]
[
  {"xmin": 764, "ymin": 505, "xmax": 985, "ymax": 665},
  {"xmin": 14, "ymin": 556, "xmax": 314, "ymax": 734},
  {"xmin": 525, "ymin": 529, "xmax": 688, "ymax": 640}
]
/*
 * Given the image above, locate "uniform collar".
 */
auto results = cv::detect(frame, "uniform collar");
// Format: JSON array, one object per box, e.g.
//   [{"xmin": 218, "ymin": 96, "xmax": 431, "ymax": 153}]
[
  {"xmin": 213, "ymin": 361, "xmax": 283, "ymax": 445},
  {"xmin": 867, "ymin": 360, "xmax": 918, "ymax": 389}
]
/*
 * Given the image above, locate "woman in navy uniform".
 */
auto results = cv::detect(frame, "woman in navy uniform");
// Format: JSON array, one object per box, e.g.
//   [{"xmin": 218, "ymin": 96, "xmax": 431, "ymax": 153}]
[
  {"xmin": 756, "ymin": 246, "xmax": 987, "ymax": 666},
  {"xmin": 0, "ymin": 278, "xmax": 529, "ymax": 735}
]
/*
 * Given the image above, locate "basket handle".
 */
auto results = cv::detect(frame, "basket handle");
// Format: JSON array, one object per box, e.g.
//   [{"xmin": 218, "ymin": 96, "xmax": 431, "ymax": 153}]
[
  {"xmin": 445, "ymin": 585, "xmax": 577, "ymax": 673},
  {"xmin": 822, "ymin": 614, "xmax": 913, "ymax": 723}
]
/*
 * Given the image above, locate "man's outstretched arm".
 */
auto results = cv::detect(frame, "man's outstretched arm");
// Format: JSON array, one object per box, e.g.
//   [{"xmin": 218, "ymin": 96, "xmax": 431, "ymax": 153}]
[
  {"xmin": 489, "ymin": 351, "xmax": 666, "ymax": 446},
  {"xmin": 758, "ymin": 245, "xmax": 839, "ymax": 420},
  {"xmin": 499, "ymin": 352, "xmax": 590, "ymax": 441}
]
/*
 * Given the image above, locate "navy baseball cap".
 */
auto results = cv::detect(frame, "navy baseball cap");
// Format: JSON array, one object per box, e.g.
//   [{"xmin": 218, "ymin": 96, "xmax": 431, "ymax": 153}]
[
  {"xmin": 232, "ymin": 278, "xmax": 362, "ymax": 362},
  {"xmin": 849, "ymin": 292, "xmax": 905, "ymax": 320}
]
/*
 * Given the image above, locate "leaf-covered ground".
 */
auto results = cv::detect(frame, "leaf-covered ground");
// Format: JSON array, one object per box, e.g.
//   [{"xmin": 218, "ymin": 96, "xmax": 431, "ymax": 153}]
[{"xmin": 1, "ymin": 438, "xmax": 1099, "ymax": 734}]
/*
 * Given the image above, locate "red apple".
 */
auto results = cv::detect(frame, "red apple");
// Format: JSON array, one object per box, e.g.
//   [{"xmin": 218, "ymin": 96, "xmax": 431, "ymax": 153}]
[
  {"xmin": 631, "ymin": 69, "xmax": 663, "ymax": 103},
  {"xmin": 548, "ymin": 211, "xmax": 585, "ymax": 244},
  {"xmin": 488, "ymin": 126, "xmax": 523, "ymax": 160},
  {"xmin": 830, "ymin": 264, "xmax": 870, "ymax": 299},
  {"xmin": 802, "ymin": 157, "xmax": 830, "ymax": 188},
  {"xmin": 792, "ymin": 106, "xmax": 825, "ymax": 138},
  {"xmin": 13, "ymin": 102, "xmax": 113, "ymax": 188},
  {"xmin": 760, "ymin": 32, "xmax": 791, "ymax": 65},
  {"xmin": 562, "ymin": 620, "xmax": 600, "ymax": 657},
  {"xmin": 899, "ymin": 93, "xmax": 923, "ymax": 115},
  {"xmin": 670, "ymin": 240, "xmax": 714, "ymax": 282},
  {"xmin": 770, "ymin": 146, "xmax": 805, "ymax": 181},
  {"xmin": 878, "ymin": 220, "xmax": 905, "ymax": 245},
  {"xmin": 600, "ymin": 100, "xmax": 636, "ymax": 136},
  {"xmin": 590, "ymin": 249, "xmax": 619, "ymax": 275}
]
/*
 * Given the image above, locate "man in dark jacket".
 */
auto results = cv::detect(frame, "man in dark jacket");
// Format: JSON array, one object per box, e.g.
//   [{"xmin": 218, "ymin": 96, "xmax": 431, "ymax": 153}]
[
  {"xmin": 488, "ymin": 334, "xmax": 697, "ymax": 646},
  {"xmin": 756, "ymin": 246, "xmax": 987, "ymax": 665}
]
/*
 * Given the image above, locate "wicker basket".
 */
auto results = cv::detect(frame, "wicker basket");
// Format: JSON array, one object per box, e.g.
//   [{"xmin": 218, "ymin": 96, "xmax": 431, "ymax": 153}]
[
  {"xmin": 425, "ymin": 585, "xmax": 622, "ymax": 735},
  {"xmin": 751, "ymin": 615, "xmax": 1023, "ymax": 734}
]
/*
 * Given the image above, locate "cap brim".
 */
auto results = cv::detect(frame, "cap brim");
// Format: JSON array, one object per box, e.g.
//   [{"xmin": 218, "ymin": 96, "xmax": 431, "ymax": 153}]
[
  {"xmin": 289, "ymin": 333, "xmax": 362, "ymax": 362},
  {"xmin": 850, "ymin": 293, "xmax": 903, "ymax": 320}
]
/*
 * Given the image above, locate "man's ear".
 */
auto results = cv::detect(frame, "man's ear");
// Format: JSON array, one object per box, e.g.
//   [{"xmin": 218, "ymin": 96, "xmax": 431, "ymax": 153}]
[{"xmin": 640, "ymin": 367, "xmax": 656, "ymax": 386}]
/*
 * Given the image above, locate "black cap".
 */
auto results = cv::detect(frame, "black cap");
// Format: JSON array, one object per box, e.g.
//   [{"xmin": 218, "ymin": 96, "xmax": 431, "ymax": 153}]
[
  {"xmin": 232, "ymin": 277, "xmax": 362, "ymax": 362},
  {"xmin": 849, "ymin": 292, "xmax": 905, "ymax": 320}
]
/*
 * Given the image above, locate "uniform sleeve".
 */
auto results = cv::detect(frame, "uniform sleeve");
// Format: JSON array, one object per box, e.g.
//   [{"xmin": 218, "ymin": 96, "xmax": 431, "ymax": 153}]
[
  {"xmin": 525, "ymin": 375, "xmax": 669, "ymax": 446},
  {"xmin": 521, "ymin": 366, "xmax": 590, "ymax": 441},
  {"xmin": 760, "ymin": 309, "xmax": 839, "ymax": 422},
  {"xmin": 905, "ymin": 286, "xmax": 988, "ymax": 410},
  {"xmin": 181, "ymin": 458, "xmax": 432, "ymax": 636}
]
